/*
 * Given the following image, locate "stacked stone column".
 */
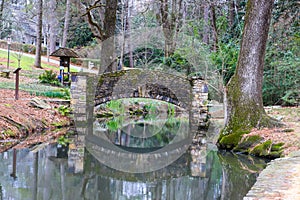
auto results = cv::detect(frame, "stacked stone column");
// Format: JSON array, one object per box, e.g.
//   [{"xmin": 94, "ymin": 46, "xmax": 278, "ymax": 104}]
[{"xmin": 190, "ymin": 77, "xmax": 209, "ymax": 136}]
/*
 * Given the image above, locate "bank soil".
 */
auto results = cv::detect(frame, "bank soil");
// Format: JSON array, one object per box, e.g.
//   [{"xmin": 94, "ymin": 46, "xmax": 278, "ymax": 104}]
[{"xmin": 0, "ymin": 89, "xmax": 70, "ymax": 153}]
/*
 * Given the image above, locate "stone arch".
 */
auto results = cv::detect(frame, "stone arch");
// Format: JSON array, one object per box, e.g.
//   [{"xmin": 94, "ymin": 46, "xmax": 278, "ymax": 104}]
[{"xmin": 94, "ymin": 69, "xmax": 191, "ymax": 109}]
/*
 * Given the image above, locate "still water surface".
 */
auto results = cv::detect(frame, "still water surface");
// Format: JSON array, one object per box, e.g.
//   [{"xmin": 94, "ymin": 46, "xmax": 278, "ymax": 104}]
[
  {"xmin": 0, "ymin": 145, "xmax": 267, "ymax": 200},
  {"xmin": 0, "ymin": 117, "xmax": 267, "ymax": 200}
]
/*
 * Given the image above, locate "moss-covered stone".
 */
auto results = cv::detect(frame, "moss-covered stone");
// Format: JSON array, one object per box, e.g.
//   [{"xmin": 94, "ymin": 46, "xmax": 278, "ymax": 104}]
[
  {"xmin": 218, "ymin": 129, "xmax": 250, "ymax": 150},
  {"xmin": 233, "ymin": 134, "xmax": 263, "ymax": 153},
  {"xmin": 269, "ymin": 150, "xmax": 284, "ymax": 159},
  {"xmin": 250, "ymin": 140, "xmax": 272, "ymax": 157},
  {"xmin": 271, "ymin": 142, "xmax": 284, "ymax": 151}
]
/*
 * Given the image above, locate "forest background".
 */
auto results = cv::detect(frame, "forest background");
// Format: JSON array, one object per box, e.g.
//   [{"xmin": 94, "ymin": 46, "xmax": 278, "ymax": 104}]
[{"xmin": 0, "ymin": 0, "xmax": 299, "ymax": 106}]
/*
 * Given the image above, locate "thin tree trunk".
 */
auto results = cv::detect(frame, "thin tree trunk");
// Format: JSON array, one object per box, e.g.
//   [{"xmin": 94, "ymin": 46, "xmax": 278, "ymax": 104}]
[
  {"xmin": 228, "ymin": 0, "xmax": 235, "ymax": 28},
  {"xmin": 62, "ymin": 0, "xmax": 71, "ymax": 47},
  {"xmin": 210, "ymin": 5, "xmax": 218, "ymax": 51},
  {"xmin": 49, "ymin": 0, "xmax": 58, "ymax": 54},
  {"xmin": 218, "ymin": 0, "xmax": 277, "ymax": 150},
  {"xmin": 0, "ymin": 0, "xmax": 5, "ymax": 39},
  {"xmin": 126, "ymin": 0, "xmax": 133, "ymax": 68},
  {"xmin": 202, "ymin": 3, "xmax": 210, "ymax": 44},
  {"xmin": 34, "ymin": 0, "xmax": 43, "ymax": 68}
]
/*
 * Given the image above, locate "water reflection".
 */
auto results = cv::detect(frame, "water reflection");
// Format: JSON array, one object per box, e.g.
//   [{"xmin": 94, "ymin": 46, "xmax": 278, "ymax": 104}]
[
  {"xmin": 90, "ymin": 116, "xmax": 193, "ymax": 173},
  {"xmin": 0, "ymin": 143, "xmax": 267, "ymax": 200}
]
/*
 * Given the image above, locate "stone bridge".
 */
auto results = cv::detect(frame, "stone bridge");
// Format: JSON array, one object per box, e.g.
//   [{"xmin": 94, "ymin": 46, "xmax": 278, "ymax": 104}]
[
  {"xmin": 70, "ymin": 68, "xmax": 208, "ymax": 136},
  {"xmin": 94, "ymin": 69, "xmax": 192, "ymax": 108}
]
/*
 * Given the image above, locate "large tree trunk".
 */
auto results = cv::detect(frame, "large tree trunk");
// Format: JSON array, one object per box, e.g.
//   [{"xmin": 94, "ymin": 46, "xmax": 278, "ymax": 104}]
[
  {"xmin": 218, "ymin": 0, "xmax": 277, "ymax": 150},
  {"xmin": 34, "ymin": 0, "xmax": 43, "ymax": 68},
  {"xmin": 62, "ymin": 0, "xmax": 71, "ymax": 48},
  {"xmin": 101, "ymin": 0, "xmax": 118, "ymax": 73}
]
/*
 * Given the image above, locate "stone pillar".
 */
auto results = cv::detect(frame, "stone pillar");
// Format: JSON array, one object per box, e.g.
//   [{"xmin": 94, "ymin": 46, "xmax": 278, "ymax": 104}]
[
  {"xmin": 190, "ymin": 77, "xmax": 209, "ymax": 133},
  {"xmin": 71, "ymin": 72, "xmax": 98, "ymax": 135},
  {"xmin": 70, "ymin": 72, "xmax": 88, "ymax": 136}
]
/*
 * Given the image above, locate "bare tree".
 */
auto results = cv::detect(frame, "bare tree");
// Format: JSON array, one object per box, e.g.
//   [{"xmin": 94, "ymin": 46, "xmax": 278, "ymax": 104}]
[
  {"xmin": 34, "ymin": 0, "xmax": 43, "ymax": 68},
  {"xmin": 47, "ymin": 0, "xmax": 59, "ymax": 54},
  {"xmin": 202, "ymin": 2, "xmax": 210, "ymax": 44},
  {"xmin": 0, "ymin": 0, "xmax": 5, "ymax": 38},
  {"xmin": 156, "ymin": 0, "xmax": 184, "ymax": 57},
  {"xmin": 62, "ymin": 0, "xmax": 71, "ymax": 47}
]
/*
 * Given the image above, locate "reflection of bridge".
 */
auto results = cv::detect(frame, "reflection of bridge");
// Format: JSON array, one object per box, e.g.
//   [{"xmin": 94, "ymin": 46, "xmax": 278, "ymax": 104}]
[{"xmin": 85, "ymin": 133, "xmax": 192, "ymax": 173}]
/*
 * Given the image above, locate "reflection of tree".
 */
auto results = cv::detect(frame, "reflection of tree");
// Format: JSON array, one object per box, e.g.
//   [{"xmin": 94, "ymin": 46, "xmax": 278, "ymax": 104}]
[
  {"xmin": 0, "ymin": 184, "xmax": 2, "ymax": 200},
  {"xmin": 218, "ymin": 152, "xmax": 267, "ymax": 200},
  {"xmin": 33, "ymin": 152, "xmax": 38, "ymax": 200},
  {"xmin": 10, "ymin": 149, "xmax": 17, "ymax": 179}
]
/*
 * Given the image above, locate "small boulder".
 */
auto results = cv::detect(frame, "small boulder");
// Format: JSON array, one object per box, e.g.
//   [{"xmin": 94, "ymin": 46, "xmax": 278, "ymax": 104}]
[{"xmin": 29, "ymin": 97, "xmax": 51, "ymax": 109}]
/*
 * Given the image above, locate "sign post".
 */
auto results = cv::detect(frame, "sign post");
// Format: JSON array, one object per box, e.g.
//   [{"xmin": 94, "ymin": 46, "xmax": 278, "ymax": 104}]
[{"xmin": 14, "ymin": 68, "xmax": 21, "ymax": 100}]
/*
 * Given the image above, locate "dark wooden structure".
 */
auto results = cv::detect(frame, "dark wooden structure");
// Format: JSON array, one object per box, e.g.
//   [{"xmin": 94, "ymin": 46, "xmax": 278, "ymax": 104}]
[
  {"xmin": 13, "ymin": 68, "xmax": 21, "ymax": 100},
  {"xmin": 50, "ymin": 48, "xmax": 79, "ymax": 85}
]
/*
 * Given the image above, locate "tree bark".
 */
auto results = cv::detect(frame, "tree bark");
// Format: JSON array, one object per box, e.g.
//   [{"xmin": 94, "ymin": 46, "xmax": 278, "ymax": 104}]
[
  {"xmin": 218, "ymin": 0, "xmax": 277, "ymax": 150},
  {"xmin": 62, "ymin": 0, "xmax": 71, "ymax": 47},
  {"xmin": 101, "ymin": 0, "xmax": 118, "ymax": 72},
  {"xmin": 34, "ymin": 0, "xmax": 43, "ymax": 68}
]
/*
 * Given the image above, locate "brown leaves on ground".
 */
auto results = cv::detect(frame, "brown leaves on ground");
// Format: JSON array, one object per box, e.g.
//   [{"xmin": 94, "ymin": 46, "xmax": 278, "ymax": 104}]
[
  {"xmin": 0, "ymin": 89, "xmax": 70, "ymax": 152},
  {"xmin": 247, "ymin": 106, "xmax": 300, "ymax": 156}
]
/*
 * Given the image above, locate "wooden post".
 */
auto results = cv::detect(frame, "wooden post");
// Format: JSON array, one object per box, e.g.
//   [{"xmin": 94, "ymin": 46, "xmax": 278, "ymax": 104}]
[{"xmin": 13, "ymin": 68, "xmax": 21, "ymax": 100}]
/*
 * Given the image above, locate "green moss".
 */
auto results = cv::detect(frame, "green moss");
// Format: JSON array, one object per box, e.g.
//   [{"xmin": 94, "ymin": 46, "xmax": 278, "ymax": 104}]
[
  {"xmin": 250, "ymin": 140, "xmax": 272, "ymax": 157},
  {"xmin": 282, "ymin": 128, "xmax": 294, "ymax": 132},
  {"xmin": 269, "ymin": 150, "xmax": 284, "ymax": 159},
  {"xmin": 218, "ymin": 129, "xmax": 250, "ymax": 150},
  {"xmin": 233, "ymin": 134, "xmax": 263, "ymax": 153},
  {"xmin": 2, "ymin": 129, "xmax": 17, "ymax": 138},
  {"xmin": 271, "ymin": 142, "xmax": 284, "ymax": 151}
]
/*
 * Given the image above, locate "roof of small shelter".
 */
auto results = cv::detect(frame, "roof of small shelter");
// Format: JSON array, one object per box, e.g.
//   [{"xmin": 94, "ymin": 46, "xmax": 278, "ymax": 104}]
[{"xmin": 50, "ymin": 47, "xmax": 79, "ymax": 58}]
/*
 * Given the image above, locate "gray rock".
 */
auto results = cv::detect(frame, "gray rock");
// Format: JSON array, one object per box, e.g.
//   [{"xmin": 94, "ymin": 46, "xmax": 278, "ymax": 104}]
[{"xmin": 29, "ymin": 97, "xmax": 52, "ymax": 109}]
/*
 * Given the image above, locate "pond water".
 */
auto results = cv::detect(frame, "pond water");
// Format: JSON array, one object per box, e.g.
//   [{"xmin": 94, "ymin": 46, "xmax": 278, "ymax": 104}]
[{"xmin": 0, "ymin": 116, "xmax": 268, "ymax": 200}]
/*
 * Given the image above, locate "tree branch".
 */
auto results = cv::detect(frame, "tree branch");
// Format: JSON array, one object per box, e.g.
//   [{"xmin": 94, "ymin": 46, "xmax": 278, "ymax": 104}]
[{"xmin": 80, "ymin": 2, "xmax": 104, "ymax": 41}]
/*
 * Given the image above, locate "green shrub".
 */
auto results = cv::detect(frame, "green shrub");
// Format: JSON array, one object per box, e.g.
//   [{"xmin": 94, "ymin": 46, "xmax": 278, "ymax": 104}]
[
  {"xmin": 57, "ymin": 105, "xmax": 71, "ymax": 116},
  {"xmin": 38, "ymin": 70, "xmax": 61, "ymax": 86}
]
